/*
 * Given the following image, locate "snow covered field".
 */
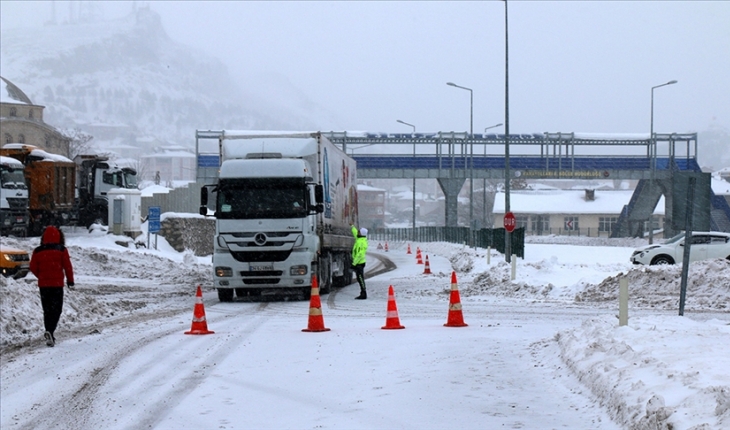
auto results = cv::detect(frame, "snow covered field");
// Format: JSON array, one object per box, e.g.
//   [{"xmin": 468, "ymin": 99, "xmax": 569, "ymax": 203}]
[{"xmin": 1, "ymin": 228, "xmax": 729, "ymax": 429}]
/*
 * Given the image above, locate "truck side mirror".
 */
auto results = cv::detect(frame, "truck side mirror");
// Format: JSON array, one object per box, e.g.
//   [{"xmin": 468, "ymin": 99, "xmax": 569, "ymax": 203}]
[
  {"xmin": 314, "ymin": 184, "xmax": 324, "ymax": 204},
  {"xmin": 200, "ymin": 186, "xmax": 210, "ymax": 216}
]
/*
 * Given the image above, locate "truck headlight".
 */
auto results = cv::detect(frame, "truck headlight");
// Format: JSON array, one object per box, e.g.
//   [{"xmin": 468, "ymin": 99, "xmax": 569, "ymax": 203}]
[
  {"xmin": 290, "ymin": 265, "xmax": 308, "ymax": 276},
  {"xmin": 215, "ymin": 267, "xmax": 233, "ymax": 277}
]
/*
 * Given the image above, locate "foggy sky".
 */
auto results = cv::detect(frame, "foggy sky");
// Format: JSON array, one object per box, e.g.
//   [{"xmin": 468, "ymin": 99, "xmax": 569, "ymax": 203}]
[{"xmin": 2, "ymin": 1, "xmax": 729, "ymax": 135}]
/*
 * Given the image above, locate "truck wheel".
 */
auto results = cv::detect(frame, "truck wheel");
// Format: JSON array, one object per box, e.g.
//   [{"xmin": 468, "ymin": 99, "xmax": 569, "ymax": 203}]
[
  {"xmin": 217, "ymin": 288, "xmax": 234, "ymax": 302},
  {"xmin": 318, "ymin": 255, "xmax": 332, "ymax": 295}
]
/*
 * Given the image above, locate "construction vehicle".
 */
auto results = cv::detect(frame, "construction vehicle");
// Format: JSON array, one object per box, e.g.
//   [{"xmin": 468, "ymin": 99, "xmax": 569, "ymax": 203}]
[
  {"xmin": 0, "ymin": 155, "xmax": 29, "ymax": 236},
  {"xmin": 0, "ymin": 145, "xmax": 138, "ymax": 236},
  {"xmin": 199, "ymin": 131, "xmax": 358, "ymax": 301},
  {"xmin": 74, "ymin": 154, "xmax": 138, "ymax": 228},
  {"xmin": 1, "ymin": 144, "xmax": 76, "ymax": 236}
]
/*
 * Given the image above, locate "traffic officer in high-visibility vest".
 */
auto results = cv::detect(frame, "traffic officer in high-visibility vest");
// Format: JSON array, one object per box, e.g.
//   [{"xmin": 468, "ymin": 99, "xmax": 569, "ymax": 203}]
[{"xmin": 351, "ymin": 225, "xmax": 368, "ymax": 300}]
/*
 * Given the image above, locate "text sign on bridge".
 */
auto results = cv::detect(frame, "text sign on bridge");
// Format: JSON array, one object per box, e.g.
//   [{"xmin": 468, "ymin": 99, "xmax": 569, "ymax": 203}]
[{"xmin": 504, "ymin": 211, "xmax": 516, "ymax": 233}]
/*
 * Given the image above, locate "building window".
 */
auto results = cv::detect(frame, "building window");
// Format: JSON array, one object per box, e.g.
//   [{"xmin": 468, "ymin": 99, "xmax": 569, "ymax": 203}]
[
  {"xmin": 564, "ymin": 216, "xmax": 579, "ymax": 231},
  {"xmin": 599, "ymin": 217, "xmax": 617, "ymax": 233},
  {"xmin": 18, "ymin": 134, "xmax": 25, "ymax": 143},
  {"xmin": 9, "ymin": 107, "xmax": 17, "ymax": 117},
  {"xmin": 531, "ymin": 215, "xmax": 550, "ymax": 233},
  {"xmin": 516, "ymin": 215, "xmax": 528, "ymax": 229},
  {"xmin": 4, "ymin": 133, "xmax": 12, "ymax": 144},
  {"xmin": 29, "ymin": 109, "xmax": 34, "ymax": 119}
]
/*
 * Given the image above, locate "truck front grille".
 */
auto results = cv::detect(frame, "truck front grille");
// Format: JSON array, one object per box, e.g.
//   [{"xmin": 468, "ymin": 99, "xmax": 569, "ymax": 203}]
[{"xmin": 230, "ymin": 250, "xmax": 292, "ymax": 262}]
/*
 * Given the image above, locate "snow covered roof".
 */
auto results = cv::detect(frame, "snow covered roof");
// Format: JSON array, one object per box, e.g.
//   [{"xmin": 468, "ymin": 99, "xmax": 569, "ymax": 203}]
[
  {"xmin": 357, "ymin": 184, "xmax": 386, "ymax": 192},
  {"xmin": 140, "ymin": 151, "xmax": 195, "ymax": 159},
  {"xmin": 0, "ymin": 76, "xmax": 32, "ymax": 105},
  {"xmin": 493, "ymin": 190, "xmax": 665, "ymax": 215},
  {"xmin": 712, "ymin": 176, "xmax": 730, "ymax": 195},
  {"xmin": 0, "ymin": 155, "xmax": 24, "ymax": 167},
  {"xmin": 1, "ymin": 143, "xmax": 72, "ymax": 163}
]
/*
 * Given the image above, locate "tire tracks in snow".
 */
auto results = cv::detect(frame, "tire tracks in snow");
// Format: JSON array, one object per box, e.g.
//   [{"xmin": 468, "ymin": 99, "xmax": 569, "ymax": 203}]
[{"xmin": 10, "ymin": 301, "xmax": 269, "ymax": 430}]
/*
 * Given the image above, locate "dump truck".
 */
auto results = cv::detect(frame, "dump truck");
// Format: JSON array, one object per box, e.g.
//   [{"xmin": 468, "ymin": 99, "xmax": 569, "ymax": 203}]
[
  {"xmin": 200, "ymin": 131, "xmax": 358, "ymax": 301},
  {"xmin": 74, "ymin": 154, "xmax": 138, "ymax": 228},
  {"xmin": 1, "ymin": 144, "xmax": 76, "ymax": 236},
  {"xmin": 0, "ymin": 155, "xmax": 29, "ymax": 236}
]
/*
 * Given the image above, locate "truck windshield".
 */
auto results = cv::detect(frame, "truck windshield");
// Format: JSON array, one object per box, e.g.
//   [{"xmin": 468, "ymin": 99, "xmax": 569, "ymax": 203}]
[
  {"xmin": 123, "ymin": 169, "xmax": 138, "ymax": 189},
  {"xmin": 0, "ymin": 168, "xmax": 27, "ymax": 189},
  {"xmin": 217, "ymin": 178, "xmax": 308, "ymax": 219}
]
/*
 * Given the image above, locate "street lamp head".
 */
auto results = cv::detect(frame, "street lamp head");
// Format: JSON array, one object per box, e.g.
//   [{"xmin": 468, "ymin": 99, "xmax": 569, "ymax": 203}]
[
  {"xmin": 447, "ymin": 82, "xmax": 456, "ymax": 87},
  {"xmin": 667, "ymin": 80, "xmax": 678, "ymax": 85},
  {"xmin": 485, "ymin": 123, "xmax": 503, "ymax": 133}
]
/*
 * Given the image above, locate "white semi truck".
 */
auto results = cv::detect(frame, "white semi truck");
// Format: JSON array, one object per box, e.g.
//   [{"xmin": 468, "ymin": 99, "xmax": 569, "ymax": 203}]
[
  {"xmin": 200, "ymin": 131, "xmax": 358, "ymax": 301},
  {"xmin": 0, "ymin": 155, "xmax": 28, "ymax": 236}
]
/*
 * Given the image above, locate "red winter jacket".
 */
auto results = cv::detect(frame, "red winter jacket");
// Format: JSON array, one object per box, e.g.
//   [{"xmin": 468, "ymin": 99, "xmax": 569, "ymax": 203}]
[{"xmin": 30, "ymin": 226, "xmax": 74, "ymax": 288}]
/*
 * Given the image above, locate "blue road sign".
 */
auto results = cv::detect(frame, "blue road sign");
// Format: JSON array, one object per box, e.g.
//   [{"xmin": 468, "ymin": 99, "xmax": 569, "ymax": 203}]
[{"xmin": 148, "ymin": 206, "xmax": 161, "ymax": 234}]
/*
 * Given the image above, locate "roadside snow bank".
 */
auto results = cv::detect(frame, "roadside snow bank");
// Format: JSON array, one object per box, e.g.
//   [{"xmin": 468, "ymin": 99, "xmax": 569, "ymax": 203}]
[{"xmin": 557, "ymin": 316, "xmax": 730, "ymax": 430}]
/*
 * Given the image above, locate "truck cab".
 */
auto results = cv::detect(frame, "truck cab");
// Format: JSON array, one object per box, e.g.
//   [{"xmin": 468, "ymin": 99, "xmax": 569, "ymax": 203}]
[
  {"xmin": 0, "ymin": 155, "xmax": 28, "ymax": 236},
  {"xmin": 199, "ymin": 132, "xmax": 356, "ymax": 302},
  {"xmin": 75, "ymin": 155, "xmax": 138, "ymax": 228}
]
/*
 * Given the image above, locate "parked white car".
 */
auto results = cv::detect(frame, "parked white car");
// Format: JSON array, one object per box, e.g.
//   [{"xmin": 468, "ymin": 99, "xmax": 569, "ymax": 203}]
[{"xmin": 630, "ymin": 231, "xmax": 730, "ymax": 265}]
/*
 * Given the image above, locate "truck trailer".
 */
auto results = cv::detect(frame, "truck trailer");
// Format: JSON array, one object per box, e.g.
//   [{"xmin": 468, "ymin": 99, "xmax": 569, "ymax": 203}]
[{"xmin": 200, "ymin": 131, "xmax": 358, "ymax": 301}]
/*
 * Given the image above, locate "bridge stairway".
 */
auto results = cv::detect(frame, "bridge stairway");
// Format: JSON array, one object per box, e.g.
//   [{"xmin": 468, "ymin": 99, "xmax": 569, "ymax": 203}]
[
  {"xmin": 711, "ymin": 192, "xmax": 730, "ymax": 233},
  {"xmin": 611, "ymin": 179, "xmax": 663, "ymax": 238}
]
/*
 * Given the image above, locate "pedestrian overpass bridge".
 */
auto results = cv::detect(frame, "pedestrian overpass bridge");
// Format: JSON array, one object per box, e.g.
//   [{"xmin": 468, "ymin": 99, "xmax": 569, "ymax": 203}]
[{"xmin": 196, "ymin": 130, "xmax": 730, "ymax": 237}]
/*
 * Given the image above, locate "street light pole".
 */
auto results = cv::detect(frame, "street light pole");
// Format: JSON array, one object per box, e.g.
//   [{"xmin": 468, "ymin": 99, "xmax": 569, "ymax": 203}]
[
  {"xmin": 504, "ymin": 0, "xmax": 512, "ymax": 263},
  {"xmin": 483, "ymin": 123, "xmax": 503, "ymax": 227},
  {"xmin": 447, "ymin": 82, "xmax": 474, "ymax": 232},
  {"xmin": 397, "ymin": 119, "xmax": 417, "ymax": 239},
  {"xmin": 648, "ymin": 79, "xmax": 677, "ymax": 244}
]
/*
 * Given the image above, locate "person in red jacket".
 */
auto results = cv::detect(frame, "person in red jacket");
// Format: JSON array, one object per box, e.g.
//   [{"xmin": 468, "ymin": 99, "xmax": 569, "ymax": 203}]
[{"xmin": 30, "ymin": 226, "xmax": 74, "ymax": 347}]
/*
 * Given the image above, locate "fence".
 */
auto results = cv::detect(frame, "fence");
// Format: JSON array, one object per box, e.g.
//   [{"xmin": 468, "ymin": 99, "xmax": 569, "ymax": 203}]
[
  {"xmin": 369, "ymin": 226, "xmax": 525, "ymax": 258},
  {"xmin": 140, "ymin": 182, "xmax": 203, "ymax": 220}
]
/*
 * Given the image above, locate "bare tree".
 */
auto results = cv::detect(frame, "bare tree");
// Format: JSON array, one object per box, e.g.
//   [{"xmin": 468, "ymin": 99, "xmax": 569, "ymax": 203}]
[{"xmin": 61, "ymin": 128, "xmax": 94, "ymax": 159}]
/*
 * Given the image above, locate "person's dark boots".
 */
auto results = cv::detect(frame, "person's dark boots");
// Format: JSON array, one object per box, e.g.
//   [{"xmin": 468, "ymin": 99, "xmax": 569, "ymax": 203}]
[{"xmin": 355, "ymin": 289, "xmax": 367, "ymax": 300}]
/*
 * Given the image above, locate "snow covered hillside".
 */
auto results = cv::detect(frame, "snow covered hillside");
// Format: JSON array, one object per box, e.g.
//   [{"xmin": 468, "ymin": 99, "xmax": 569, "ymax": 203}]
[{"xmin": 0, "ymin": 7, "xmax": 334, "ymax": 147}]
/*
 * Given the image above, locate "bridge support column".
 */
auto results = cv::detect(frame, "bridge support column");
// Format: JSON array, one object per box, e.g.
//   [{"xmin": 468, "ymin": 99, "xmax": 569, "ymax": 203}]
[
  {"xmin": 437, "ymin": 178, "xmax": 465, "ymax": 227},
  {"xmin": 664, "ymin": 183, "xmax": 675, "ymax": 238}
]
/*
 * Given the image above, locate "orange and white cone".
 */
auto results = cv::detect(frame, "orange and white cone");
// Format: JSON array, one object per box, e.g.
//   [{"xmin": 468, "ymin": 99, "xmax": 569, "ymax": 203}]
[
  {"xmin": 185, "ymin": 285, "xmax": 215, "ymax": 335},
  {"xmin": 416, "ymin": 249, "xmax": 423, "ymax": 265},
  {"xmin": 302, "ymin": 276, "xmax": 330, "ymax": 332},
  {"xmin": 382, "ymin": 285, "xmax": 405, "ymax": 329},
  {"xmin": 407, "ymin": 243, "xmax": 412, "ymax": 254},
  {"xmin": 423, "ymin": 255, "xmax": 432, "ymax": 275},
  {"xmin": 444, "ymin": 271, "xmax": 468, "ymax": 327},
  {"xmin": 385, "ymin": 242, "xmax": 389, "ymax": 252}
]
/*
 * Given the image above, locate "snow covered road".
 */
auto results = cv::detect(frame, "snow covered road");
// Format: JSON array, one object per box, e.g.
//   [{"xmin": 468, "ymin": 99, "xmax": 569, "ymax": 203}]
[{"xmin": 2, "ymin": 232, "xmax": 728, "ymax": 429}]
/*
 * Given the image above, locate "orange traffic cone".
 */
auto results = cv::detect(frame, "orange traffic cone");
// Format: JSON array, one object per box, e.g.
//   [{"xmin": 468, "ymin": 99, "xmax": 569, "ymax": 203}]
[
  {"xmin": 444, "ymin": 271, "xmax": 468, "ymax": 327},
  {"xmin": 385, "ymin": 242, "xmax": 389, "ymax": 252},
  {"xmin": 185, "ymin": 285, "xmax": 215, "ymax": 335},
  {"xmin": 302, "ymin": 276, "xmax": 330, "ymax": 332},
  {"xmin": 407, "ymin": 243, "xmax": 412, "ymax": 254},
  {"xmin": 416, "ymin": 249, "xmax": 423, "ymax": 264},
  {"xmin": 382, "ymin": 285, "xmax": 405, "ymax": 329},
  {"xmin": 423, "ymin": 255, "xmax": 432, "ymax": 274}
]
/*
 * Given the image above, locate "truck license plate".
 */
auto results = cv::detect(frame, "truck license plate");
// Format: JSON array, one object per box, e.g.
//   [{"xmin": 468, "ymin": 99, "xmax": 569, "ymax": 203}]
[{"xmin": 249, "ymin": 264, "xmax": 273, "ymax": 271}]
